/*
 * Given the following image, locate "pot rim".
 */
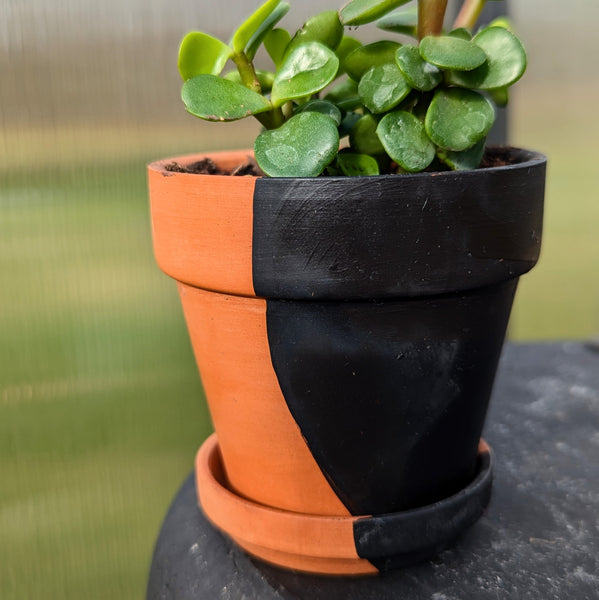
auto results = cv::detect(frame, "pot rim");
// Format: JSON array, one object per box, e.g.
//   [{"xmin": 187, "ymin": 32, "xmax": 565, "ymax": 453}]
[{"xmin": 148, "ymin": 146, "xmax": 546, "ymax": 182}]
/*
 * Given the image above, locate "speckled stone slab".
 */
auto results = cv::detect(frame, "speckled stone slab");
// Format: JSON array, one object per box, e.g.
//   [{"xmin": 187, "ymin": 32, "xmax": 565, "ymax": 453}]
[{"xmin": 147, "ymin": 342, "xmax": 599, "ymax": 600}]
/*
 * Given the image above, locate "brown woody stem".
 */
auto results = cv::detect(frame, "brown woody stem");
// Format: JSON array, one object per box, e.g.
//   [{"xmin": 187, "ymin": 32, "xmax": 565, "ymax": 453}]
[{"xmin": 418, "ymin": 0, "xmax": 448, "ymax": 40}]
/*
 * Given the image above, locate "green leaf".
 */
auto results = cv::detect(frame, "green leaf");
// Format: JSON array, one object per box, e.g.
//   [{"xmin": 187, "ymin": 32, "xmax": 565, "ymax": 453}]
[
  {"xmin": 489, "ymin": 86, "xmax": 509, "ymax": 107},
  {"xmin": 377, "ymin": 111, "xmax": 436, "ymax": 172},
  {"xmin": 358, "ymin": 63, "xmax": 411, "ymax": 114},
  {"xmin": 271, "ymin": 42, "xmax": 339, "ymax": 107},
  {"xmin": 231, "ymin": 0, "xmax": 282, "ymax": 54},
  {"xmin": 349, "ymin": 114, "xmax": 385, "ymax": 155},
  {"xmin": 376, "ymin": 6, "xmax": 418, "ymax": 37},
  {"xmin": 182, "ymin": 74, "xmax": 272, "ymax": 121},
  {"xmin": 419, "ymin": 35, "xmax": 487, "ymax": 71},
  {"xmin": 336, "ymin": 152, "xmax": 380, "ymax": 176},
  {"xmin": 343, "ymin": 41, "xmax": 401, "ymax": 81},
  {"xmin": 487, "ymin": 17, "xmax": 514, "ymax": 31},
  {"xmin": 324, "ymin": 78, "xmax": 361, "ymax": 111},
  {"xmin": 449, "ymin": 27, "xmax": 527, "ymax": 90},
  {"xmin": 296, "ymin": 99, "xmax": 343, "ymax": 125},
  {"xmin": 338, "ymin": 111, "xmax": 362, "ymax": 138},
  {"xmin": 340, "ymin": 0, "xmax": 412, "ymax": 26},
  {"xmin": 224, "ymin": 69, "xmax": 275, "ymax": 92},
  {"xmin": 448, "ymin": 27, "xmax": 472, "ymax": 41},
  {"xmin": 254, "ymin": 112, "xmax": 340, "ymax": 177},
  {"xmin": 395, "ymin": 45, "xmax": 442, "ymax": 91},
  {"xmin": 285, "ymin": 11, "xmax": 344, "ymax": 56},
  {"xmin": 335, "ymin": 36, "xmax": 362, "ymax": 75},
  {"xmin": 178, "ymin": 32, "xmax": 232, "ymax": 80},
  {"xmin": 264, "ymin": 28, "xmax": 291, "ymax": 68},
  {"xmin": 245, "ymin": 2, "xmax": 290, "ymax": 60},
  {"xmin": 438, "ymin": 138, "xmax": 486, "ymax": 171},
  {"xmin": 425, "ymin": 88, "xmax": 495, "ymax": 151}
]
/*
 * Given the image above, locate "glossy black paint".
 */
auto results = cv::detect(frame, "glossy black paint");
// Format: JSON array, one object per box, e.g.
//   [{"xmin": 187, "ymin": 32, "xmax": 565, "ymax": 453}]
[{"xmin": 252, "ymin": 148, "xmax": 546, "ymax": 300}]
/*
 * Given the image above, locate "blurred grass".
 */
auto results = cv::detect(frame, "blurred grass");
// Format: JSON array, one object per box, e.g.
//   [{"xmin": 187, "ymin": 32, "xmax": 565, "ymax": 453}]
[
  {"xmin": 1, "ymin": 82, "xmax": 598, "ymax": 599},
  {"xmin": 510, "ymin": 83, "xmax": 599, "ymax": 339},
  {"xmin": 1, "ymin": 163, "xmax": 212, "ymax": 599}
]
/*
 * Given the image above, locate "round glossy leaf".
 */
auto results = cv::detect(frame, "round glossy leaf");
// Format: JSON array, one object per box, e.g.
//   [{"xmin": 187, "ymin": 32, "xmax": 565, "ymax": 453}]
[
  {"xmin": 337, "ymin": 152, "xmax": 380, "ymax": 176},
  {"xmin": 349, "ymin": 114, "xmax": 385, "ymax": 155},
  {"xmin": 182, "ymin": 74, "xmax": 272, "ymax": 121},
  {"xmin": 324, "ymin": 78, "xmax": 361, "ymax": 111},
  {"xmin": 231, "ymin": 0, "xmax": 282, "ymax": 54},
  {"xmin": 296, "ymin": 99, "xmax": 342, "ymax": 125},
  {"xmin": 264, "ymin": 28, "xmax": 291, "ymax": 68},
  {"xmin": 376, "ymin": 6, "xmax": 418, "ymax": 37},
  {"xmin": 343, "ymin": 41, "xmax": 401, "ymax": 82},
  {"xmin": 285, "ymin": 11, "xmax": 344, "ymax": 55},
  {"xmin": 335, "ymin": 36, "xmax": 362, "ymax": 74},
  {"xmin": 425, "ymin": 88, "xmax": 495, "ymax": 151},
  {"xmin": 358, "ymin": 63, "xmax": 411, "ymax": 114},
  {"xmin": 438, "ymin": 138, "xmax": 486, "ymax": 171},
  {"xmin": 245, "ymin": 2, "xmax": 290, "ymax": 60},
  {"xmin": 419, "ymin": 35, "xmax": 487, "ymax": 71},
  {"xmin": 395, "ymin": 45, "xmax": 442, "ymax": 91},
  {"xmin": 178, "ymin": 32, "xmax": 232, "ymax": 80},
  {"xmin": 340, "ymin": 0, "xmax": 412, "ymax": 26},
  {"xmin": 448, "ymin": 28, "xmax": 472, "ymax": 41},
  {"xmin": 254, "ymin": 112, "xmax": 339, "ymax": 177},
  {"xmin": 449, "ymin": 27, "xmax": 527, "ymax": 90},
  {"xmin": 377, "ymin": 111, "xmax": 436, "ymax": 172},
  {"xmin": 271, "ymin": 42, "xmax": 339, "ymax": 107}
]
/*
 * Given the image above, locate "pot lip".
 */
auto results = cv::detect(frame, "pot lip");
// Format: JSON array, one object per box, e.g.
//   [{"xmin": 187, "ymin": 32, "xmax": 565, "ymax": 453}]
[{"xmin": 148, "ymin": 146, "xmax": 546, "ymax": 182}]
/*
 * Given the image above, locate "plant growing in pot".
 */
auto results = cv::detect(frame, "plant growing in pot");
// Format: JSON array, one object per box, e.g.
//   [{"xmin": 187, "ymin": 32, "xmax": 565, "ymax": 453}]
[{"xmin": 148, "ymin": 0, "xmax": 546, "ymax": 576}]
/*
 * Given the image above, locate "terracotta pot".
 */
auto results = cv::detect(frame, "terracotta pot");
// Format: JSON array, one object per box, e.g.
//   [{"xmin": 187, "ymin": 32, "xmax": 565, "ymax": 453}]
[{"xmin": 148, "ymin": 148, "xmax": 546, "ymax": 575}]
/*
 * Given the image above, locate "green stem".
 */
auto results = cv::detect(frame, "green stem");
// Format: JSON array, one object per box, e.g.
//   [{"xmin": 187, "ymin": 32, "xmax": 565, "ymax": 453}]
[
  {"xmin": 418, "ymin": 0, "xmax": 448, "ymax": 40},
  {"xmin": 232, "ymin": 51, "xmax": 284, "ymax": 130},
  {"xmin": 232, "ymin": 51, "xmax": 262, "ymax": 94},
  {"xmin": 254, "ymin": 107, "xmax": 285, "ymax": 130},
  {"xmin": 454, "ymin": 0, "xmax": 486, "ymax": 30}
]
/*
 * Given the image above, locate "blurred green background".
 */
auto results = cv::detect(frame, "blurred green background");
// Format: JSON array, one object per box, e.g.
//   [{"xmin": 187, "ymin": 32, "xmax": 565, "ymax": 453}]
[{"xmin": 1, "ymin": 1, "xmax": 598, "ymax": 598}]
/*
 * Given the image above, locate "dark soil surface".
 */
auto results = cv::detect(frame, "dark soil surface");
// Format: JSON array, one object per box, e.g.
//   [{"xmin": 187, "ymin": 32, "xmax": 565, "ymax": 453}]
[
  {"xmin": 479, "ymin": 146, "xmax": 514, "ymax": 169},
  {"xmin": 163, "ymin": 147, "xmax": 513, "ymax": 177},
  {"xmin": 164, "ymin": 157, "xmax": 263, "ymax": 176}
]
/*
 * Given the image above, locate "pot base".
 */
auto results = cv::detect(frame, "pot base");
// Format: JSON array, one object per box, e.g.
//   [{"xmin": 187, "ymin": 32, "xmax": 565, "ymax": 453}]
[{"xmin": 195, "ymin": 435, "xmax": 493, "ymax": 575}]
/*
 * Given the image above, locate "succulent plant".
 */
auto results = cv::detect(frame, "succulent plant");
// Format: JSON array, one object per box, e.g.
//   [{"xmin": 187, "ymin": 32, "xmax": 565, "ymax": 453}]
[{"xmin": 178, "ymin": 0, "xmax": 526, "ymax": 176}]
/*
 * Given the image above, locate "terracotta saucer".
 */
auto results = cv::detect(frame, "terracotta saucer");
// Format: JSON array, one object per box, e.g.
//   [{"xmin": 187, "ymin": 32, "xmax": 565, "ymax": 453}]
[{"xmin": 195, "ymin": 434, "xmax": 493, "ymax": 575}]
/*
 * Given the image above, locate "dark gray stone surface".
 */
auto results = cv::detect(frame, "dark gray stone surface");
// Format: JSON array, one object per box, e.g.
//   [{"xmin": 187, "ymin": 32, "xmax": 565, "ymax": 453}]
[{"xmin": 147, "ymin": 342, "xmax": 599, "ymax": 599}]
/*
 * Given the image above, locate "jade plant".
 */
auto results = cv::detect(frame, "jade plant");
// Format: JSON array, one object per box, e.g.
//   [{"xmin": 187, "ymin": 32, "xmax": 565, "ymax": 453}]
[{"xmin": 178, "ymin": 0, "xmax": 526, "ymax": 177}]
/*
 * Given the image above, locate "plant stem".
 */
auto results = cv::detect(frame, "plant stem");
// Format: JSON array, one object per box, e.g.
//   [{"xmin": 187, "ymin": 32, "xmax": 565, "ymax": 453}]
[
  {"xmin": 454, "ymin": 0, "xmax": 486, "ymax": 30},
  {"xmin": 232, "ymin": 51, "xmax": 285, "ymax": 130},
  {"xmin": 418, "ymin": 0, "xmax": 448, "ymax": 40},
  {"xmin": 232, "ymin": 52, "xmax": 262, "ymax": 94},
  {"xmin": 255, "ymin": 107, "xmax": 285, "ymax": 130}
]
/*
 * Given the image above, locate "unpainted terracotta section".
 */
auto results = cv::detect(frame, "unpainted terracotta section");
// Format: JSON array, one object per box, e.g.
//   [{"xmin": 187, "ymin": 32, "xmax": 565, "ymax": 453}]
[
  {"xmin": 179, "ymin": 283, "xmax": 350, "ymax": 516},
  {"xmin": 148, "ymin": 151, "xmax": 256, "ymax": 297},
  {"xmin": 236, "ymin": 540, "xmax": 379, "ymax": 576},
  {"xmin": 196, "ymin": 435, "xmax": 378, "ymax": 575}
]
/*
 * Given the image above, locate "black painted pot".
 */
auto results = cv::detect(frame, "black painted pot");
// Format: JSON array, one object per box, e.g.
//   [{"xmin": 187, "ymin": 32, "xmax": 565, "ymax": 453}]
[{"xmin": 149, "ymin": 147, "xmax": 547, "ymax": 575}]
